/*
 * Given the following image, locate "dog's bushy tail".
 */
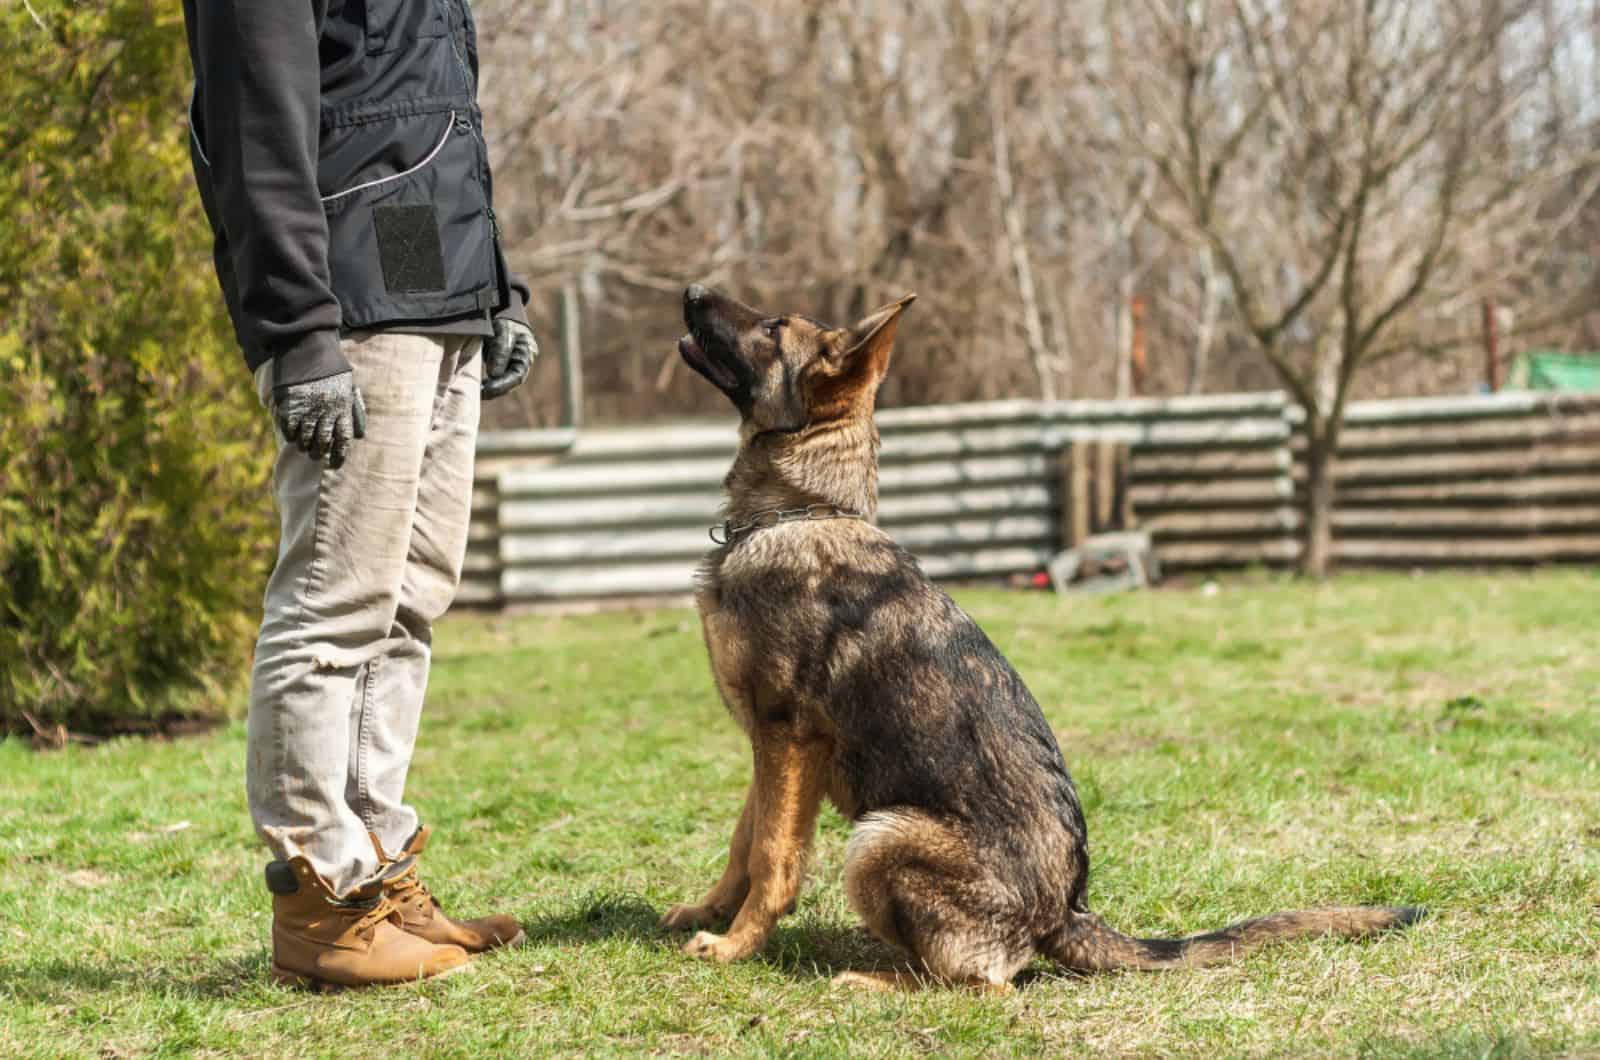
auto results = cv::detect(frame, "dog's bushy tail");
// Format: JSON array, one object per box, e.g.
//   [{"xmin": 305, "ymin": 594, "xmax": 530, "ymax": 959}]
[{"xmin": 1042, "ymin": 905, "xmax": 1426, "ymax": 972}]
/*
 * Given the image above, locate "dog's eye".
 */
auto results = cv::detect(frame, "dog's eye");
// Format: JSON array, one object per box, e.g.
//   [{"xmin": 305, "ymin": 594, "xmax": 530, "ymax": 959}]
[{"xmin": 761, "ymin": 319, "xmax": 781, "ymax": 338}]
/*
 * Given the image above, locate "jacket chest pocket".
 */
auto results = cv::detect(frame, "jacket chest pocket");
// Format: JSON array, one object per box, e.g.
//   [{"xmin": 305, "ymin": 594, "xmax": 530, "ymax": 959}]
[{"xmin": 365, "ymin": 0, "xmax": 447, "ymax": 53}]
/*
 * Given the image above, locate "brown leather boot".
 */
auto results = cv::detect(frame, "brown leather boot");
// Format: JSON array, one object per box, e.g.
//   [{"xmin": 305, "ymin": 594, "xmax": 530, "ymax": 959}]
[
  {"xmin": 266, "ymin": 856, "xmax": 471, "ymax": 991},
  {"xmin": 372, "ymin": 825, "xmax": 526, "ymax": 953}
]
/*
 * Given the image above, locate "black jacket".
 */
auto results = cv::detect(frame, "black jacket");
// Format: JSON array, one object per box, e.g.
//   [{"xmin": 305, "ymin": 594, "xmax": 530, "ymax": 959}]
[{"xmin": 182, "ymin": 0, "xmax": 530, "ymax": 385}]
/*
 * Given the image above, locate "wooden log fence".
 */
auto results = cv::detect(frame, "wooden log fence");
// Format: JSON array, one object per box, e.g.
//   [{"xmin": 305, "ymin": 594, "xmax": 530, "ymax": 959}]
[
  {"xmin": 462, "ymin": 391, "xmax": 1600, "ymax": 606},
  {"xmin": 1291, "ymin": 392, "xmax": 1600, "ymax": 567}
]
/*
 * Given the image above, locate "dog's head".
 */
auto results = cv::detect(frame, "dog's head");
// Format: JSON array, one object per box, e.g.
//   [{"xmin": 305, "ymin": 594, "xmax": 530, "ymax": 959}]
[{"xmin": 678, "ymin": 285, "xmax": 916, "ymax": 435}]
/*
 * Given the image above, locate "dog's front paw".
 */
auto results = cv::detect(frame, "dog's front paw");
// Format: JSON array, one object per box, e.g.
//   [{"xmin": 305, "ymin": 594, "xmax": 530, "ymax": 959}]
[
  {"xmin": 683, "ymin": 930, "xmax": 753, "ymax": 963},
  {"xmin": 661, "ymin": 903, "xmax": 722, "ymax": 932}
]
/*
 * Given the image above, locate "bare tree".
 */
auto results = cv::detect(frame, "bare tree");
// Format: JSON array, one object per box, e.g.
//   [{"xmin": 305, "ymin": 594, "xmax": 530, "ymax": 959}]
[
  {"xmin": 1091, "ymin": 0, "xmax": 1599, "ymax": 575},
  {"xmin": 1174, "ymin": 245, "xmax": 1222, "ymax": 394},
  {"xmin": 472, "ymin": 0, "xmax": 1600, "ymax": 452}
]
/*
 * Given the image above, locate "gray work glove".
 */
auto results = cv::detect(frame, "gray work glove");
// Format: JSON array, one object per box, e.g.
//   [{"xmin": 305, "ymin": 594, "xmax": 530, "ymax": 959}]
[
  {"xmin": 272, "ymin": 371, "xmax": 368, "ymax": 469},
  {"xmin": 482, "ymin": 318, "xmax": 538, "ymax": 400}
]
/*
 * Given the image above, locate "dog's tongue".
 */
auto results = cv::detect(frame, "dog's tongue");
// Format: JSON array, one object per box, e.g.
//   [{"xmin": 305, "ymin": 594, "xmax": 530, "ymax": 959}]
[{"xmin": 678, "ymin": 334, "xmax": 737, "ymax": 389}]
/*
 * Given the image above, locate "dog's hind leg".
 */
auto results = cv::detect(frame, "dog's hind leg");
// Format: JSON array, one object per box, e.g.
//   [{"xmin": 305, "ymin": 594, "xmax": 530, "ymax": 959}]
[
  {"xmin": 682, "ymin": 729, "xmax": 830, "ymax": 963},
  {"xmin": 839, "ymin": 810, "xmax": 1034, "ymax": 990},
  {"xmin": 662, "ymin": 781, "xmax": 755, "ymax": 932}
]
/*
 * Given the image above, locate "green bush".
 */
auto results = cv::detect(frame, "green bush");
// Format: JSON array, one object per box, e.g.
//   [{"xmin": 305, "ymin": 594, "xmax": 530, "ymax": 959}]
[{"xmin": 0, "ymin": 1, "xmax": 274, "ymax": 735}]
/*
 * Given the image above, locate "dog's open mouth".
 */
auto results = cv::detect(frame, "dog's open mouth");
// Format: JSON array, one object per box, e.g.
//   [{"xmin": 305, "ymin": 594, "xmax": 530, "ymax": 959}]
[{"xmin": 678, "ymin": 334, "xmax": 740, "ymax": 392}]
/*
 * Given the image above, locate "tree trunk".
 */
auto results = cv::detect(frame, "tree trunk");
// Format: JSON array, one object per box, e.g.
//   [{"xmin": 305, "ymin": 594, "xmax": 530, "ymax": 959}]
[
  {"xmin": 1186, "ymin": 246, "xmax": 1218, "ymax": 395},
  {"xmin": 1301, "ymin": 422, "xmax": 1337, "ymax": 578},
  {"xmin": 1114, "ymin": 276, "xmax": 1134, "ymax": 398}
]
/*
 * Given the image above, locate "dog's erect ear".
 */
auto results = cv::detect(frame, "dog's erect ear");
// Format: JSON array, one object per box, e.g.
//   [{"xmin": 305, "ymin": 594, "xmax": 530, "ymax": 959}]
[{"xmin": 838, "ymin": 293, "xmax": 916, "ymax": 383}]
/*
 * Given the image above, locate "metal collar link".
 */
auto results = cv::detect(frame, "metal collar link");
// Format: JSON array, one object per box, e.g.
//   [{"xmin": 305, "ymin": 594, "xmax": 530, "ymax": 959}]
[{"xmin": 709, "ymin": 504, "xmax": 866, "ymax": 545}]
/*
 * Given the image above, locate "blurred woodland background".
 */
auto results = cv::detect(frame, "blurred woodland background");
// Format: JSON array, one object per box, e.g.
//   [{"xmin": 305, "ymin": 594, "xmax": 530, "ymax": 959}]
[{"xmin": 476, "ymin": 0, "xmax": 1600, "ymax": 428}]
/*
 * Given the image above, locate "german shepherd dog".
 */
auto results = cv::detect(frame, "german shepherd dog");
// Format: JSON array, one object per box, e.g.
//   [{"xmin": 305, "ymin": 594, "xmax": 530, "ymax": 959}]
[{"xmin": 662, "ymin": 284, "xmax": 1422, "ymax": 990}]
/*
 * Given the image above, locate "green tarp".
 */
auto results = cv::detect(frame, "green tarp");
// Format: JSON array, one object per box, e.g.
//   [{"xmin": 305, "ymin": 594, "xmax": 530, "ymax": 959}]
[{"xmin": 1513, "ymin": 350, "xmax": 1600, "ymax": 392}]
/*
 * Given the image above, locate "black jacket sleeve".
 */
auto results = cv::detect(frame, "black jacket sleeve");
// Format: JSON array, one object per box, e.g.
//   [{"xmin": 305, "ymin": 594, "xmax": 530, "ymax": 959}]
[
  {"xmin": 495, "ymin": 278, "xmax": 532, "ymax": 330},
  {"xmin": 190, "ymin": 0, "xmax": 348, "ymax": 387}
]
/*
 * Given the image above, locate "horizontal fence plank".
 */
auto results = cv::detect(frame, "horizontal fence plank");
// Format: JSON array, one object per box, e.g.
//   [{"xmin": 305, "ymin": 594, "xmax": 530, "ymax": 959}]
[
  {"xmin": 1131, "ymin": 478, "xmax": 1296, "ymax": 510},
  {"xmin": 1335, "ymin": 533, "xmax": 1600, "ymax": 564},
  {"xmin": 879, "ymin": 485, "xmax": 1055, "ymax": 522},
  {"xmin": 877, "ymin": 399, "xmax": 1043, "ymax": 430},
  {"xmin": 917, "ymin": 547, "xmax": 1055, "ymax": 579},
  {"xmin": 1304, "ymin": 446, "xmax": 1600, "ymax": 485},
  {"xmin": 1144, "ymin": 509, "xmax": 1303, "ymax": 538},
  {"xmin": 880, "ymin": 425, "xmax": 1046, "ymax": 462},
  {"xmin": 1050, "ymin": 418, "xmax": 1289, "ymax": 451},
  {"xmin": 893, "ymin": 516, "xmax": 1056, "ymax": 553},
  {"xmin": 1295, "ymin": 392, "xmax": 1600, "ymax": 426},
  {"xmin": 1041, "ymin": 391, "xmax": 1291, "ymax": 421},
  {"xmin": 1331, "ymin": 504, "xmax": 1600, "ymax": 535},
  {"xmin": 555, "ymin": 424, "xmax": 735, "ymax": 462},
  {"xmin": 461, "ymin": 547, "xmax": 500, "ymax": 575},
  {"xmin": 502, "ymin": 527, "xmax": 709, "ymax": 565},
  {"xmin": 503, "ymin": 562, "xmax": 698, "ymax": 600},
  {"xmin": 1155, "ymin": 539, "xmax": 1303, "ymax": 569},
  {"xmin": 1332, "ymin": 473, "xmax": 1600, "ymax": 506},
  {"xmin": 500, "ymin": 458, "xmax": 729, "ymax": 496},
  {"xmin": 879, "ymin": 454, "xmax": 1051, "ymax": 492},
  {"xmin": 474, "ymin": 427, "xmax": 579, "ymax": 456},
  {"xmin": 455, "ymin": 575, "xmax": 502, "ymax": 605},
  {"xmin": 1130, "ymin": 447, "xmax": 1292, "ymax": 480},
  {"xmin": 502, "ymin": 493, "xmax": 722, "ymax": 531},
  {"xmin": 1303, "ymin": 412, "xmax": 1600, "ymax": 457}
]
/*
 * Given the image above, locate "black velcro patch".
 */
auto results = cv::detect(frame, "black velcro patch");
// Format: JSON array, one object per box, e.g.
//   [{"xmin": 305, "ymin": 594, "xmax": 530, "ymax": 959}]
[{"xmin": 373, "ymin": 203, "xmax": 447, "ymax": 293}]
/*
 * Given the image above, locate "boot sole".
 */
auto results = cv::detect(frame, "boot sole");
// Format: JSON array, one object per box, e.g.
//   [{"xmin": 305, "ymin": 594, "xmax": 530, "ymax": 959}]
[
  {"xmin": 465, "ymin": 927, "xmax": 528, "ymax": 954},
  {"xmin": 269, "ymin": 960, "xmax": 472, "ymax": 993},
  {"xmin": 407, "ymin": 927, "xmax": 529, "ymax": 954}
]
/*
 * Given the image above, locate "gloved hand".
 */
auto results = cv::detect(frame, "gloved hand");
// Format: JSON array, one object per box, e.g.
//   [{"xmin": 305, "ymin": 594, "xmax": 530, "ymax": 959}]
[
  {"xmin": 482, "ymin": 318, "xmax": 538, "ymax": 400},
  {"xmin": 272, "ymin": 371, "xmax": 368, "ymax": 469}
]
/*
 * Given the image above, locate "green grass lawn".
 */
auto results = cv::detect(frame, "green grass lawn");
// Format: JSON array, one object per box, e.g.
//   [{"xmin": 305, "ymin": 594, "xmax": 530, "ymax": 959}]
[{"xmin": 2, "ymin": 572, "xmax": 1597, "ymax": 1057}]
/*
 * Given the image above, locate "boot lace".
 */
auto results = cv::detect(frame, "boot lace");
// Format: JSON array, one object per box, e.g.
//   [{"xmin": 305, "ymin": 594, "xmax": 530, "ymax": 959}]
[
  {"xmin": 348, "ymin": 893, "xmax": 401, "ymax": 939},
  {"xmin": 386, "ymin": 861, "xmax": 439, "ymax": 913}
]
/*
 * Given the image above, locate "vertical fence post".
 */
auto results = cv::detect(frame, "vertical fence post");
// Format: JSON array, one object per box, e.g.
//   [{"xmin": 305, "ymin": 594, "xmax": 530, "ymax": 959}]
[
  {"xmin": 1060, "ymin": 443, "xmax": 1091, "ymax": 549},
  {"xmin": 1093, "ymin": 440, "xmax": 1117, "ymax": 530},
  {"xmin": 1482, "ymin": 297, "xmax": 1501, "ymax": 393}
]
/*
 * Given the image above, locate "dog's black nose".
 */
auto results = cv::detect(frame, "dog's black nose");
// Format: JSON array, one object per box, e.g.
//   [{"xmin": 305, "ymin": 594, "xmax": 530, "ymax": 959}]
[{"xmin": 684, "ymin": 283, "xmax": 709, "ymax": 306}]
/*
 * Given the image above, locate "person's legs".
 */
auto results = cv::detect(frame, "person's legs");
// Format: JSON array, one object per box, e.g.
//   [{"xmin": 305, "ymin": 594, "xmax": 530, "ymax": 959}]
[
  {"xmin": 247, "ymin": 331, "xmax": 448, "ymax": 897},
  {"xmin": 346, "ymin": 335, "xmax": 483, "ymax": 855}
]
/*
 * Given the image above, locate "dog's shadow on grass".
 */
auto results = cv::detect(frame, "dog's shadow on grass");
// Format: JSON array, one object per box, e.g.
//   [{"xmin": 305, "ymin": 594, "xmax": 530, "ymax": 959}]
[
  {"xmin": 521, "ymin": 892, "xmax": 1034, "ymax": 987},
  {"xmin": 753, "ymin": 919, "xmax": 911, "ymax": 980},
  {"xmin": 517, "ymin": 891, "xmax": 665, "ymax": 946},
  {"xmin": 518, "ymin": 892, "xmax": 890, "ymax": 978},
  {"xmin": 754, "ymin": 922, "xmax": 1063, "ymax": 989}
]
